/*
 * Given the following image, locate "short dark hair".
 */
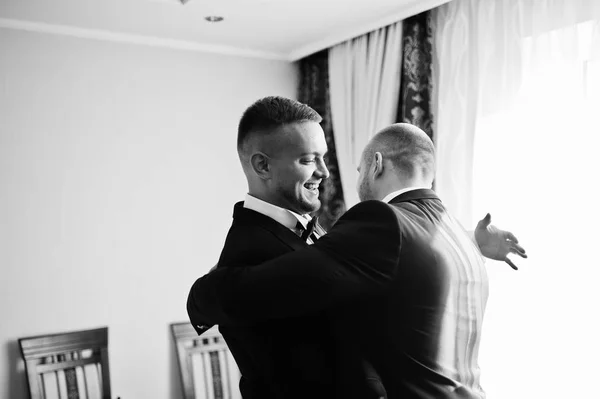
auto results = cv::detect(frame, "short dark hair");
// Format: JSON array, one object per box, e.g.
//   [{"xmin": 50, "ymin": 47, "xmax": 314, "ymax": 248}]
[{"xmin": 237, "ymin": 96, "xmax": 322, "ymax": 152}]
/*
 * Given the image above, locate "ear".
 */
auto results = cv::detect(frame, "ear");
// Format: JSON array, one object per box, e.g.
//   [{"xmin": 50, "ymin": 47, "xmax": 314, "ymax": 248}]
[
  {"xmin": 373, "ymin": 152, "xmax": 384, "ymax": 178},
  {"xmin": 250, "ymin": 152, "xmax": 272, "ymax": 180}
]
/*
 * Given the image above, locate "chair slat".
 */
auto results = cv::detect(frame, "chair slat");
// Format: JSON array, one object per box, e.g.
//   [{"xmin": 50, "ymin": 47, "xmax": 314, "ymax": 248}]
[
  {"xmin": 225, "ymin": 350, "xmax": 242, "ymax": 399},
  {"xmin": 84, "ymin": 363, "xmax": 101, "ymax": 399},
  {"xmin": 218, "ymin": 350, "xmax": 230, "ymax": 399},
  {"xmin": 42, "ymin": 371, "xmax": 59, "ymax": 399},
  {"xmin": 56, "ymin": 369, "xmax": 68, "ymax": 398},
  {"xmin": 202, "ymin": 352, "xmax": 215, "ymax": 399},
  {"xmin": 37, "ymin": 356, "xmax": 102, "ymax": 373},
  {"xmin": 76, "ymin": 366, "xmax": 88, "ymax": 399},
  {"xmin": 191, "ymin": 353, "xmax": 206, "ymax": 399}
]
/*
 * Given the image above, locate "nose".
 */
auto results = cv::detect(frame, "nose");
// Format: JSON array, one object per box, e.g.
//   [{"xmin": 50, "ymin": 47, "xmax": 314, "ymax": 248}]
[{"xmin": 315, "ymin": 158, "xmax": 330, "ymax": 179}]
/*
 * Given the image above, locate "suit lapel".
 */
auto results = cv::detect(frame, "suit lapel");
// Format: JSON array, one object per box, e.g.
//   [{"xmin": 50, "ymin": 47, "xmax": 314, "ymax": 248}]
[{"xmin": 232, "ymin": 202, "xmax": 308, "ymax": 251}]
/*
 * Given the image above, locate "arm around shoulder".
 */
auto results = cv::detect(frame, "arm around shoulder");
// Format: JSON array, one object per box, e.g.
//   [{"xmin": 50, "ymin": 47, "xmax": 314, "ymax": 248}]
[{"xmin": 188, "ymin": 200, "xmax": 403, "ymax": 324}]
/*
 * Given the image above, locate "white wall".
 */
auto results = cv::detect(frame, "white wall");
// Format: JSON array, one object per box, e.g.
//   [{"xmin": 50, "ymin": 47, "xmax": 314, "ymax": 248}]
[{"xmin": 0, "ymin": 28, "xmax": 297, "ymax": 399}]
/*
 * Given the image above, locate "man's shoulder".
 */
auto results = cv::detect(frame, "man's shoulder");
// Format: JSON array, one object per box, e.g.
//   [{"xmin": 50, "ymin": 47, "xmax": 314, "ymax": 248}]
[
  {"xmin": 326, "ymin": 200, "xmax": 403, "ymax": 243},
  {"xmin": 227, "ymin": 203, "xmax": 280, "ymax": 236},
  {"xmin": 226, "ymin": 210, "xmax": 293, "ymax": 242},
  {"xmin": 219, "ymin": 212, "xmax": 302, "ymax": 266},
  {"xmin": 343, "ymin": 200, "xmax": 398, "ymax": 218},
  {"xmin": 387, "ymin": 196, "xmax": 446, "ymax": 226},
  {"xmin": 232, "ymin": 202, "xmax": 269, "ymax": 224},
  {"xmin": 337, "ymin": 200, "xmax": 405, "ymax": 230},
  {"xmin": 221, "ymin": 224, "xmax": 288, "ymax": 257}
]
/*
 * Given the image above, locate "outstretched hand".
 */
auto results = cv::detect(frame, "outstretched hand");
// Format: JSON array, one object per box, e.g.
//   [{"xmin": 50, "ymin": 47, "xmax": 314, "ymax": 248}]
[{"xmin": 474, "ymin": 213, "xmax": 527, "ymax": 270}]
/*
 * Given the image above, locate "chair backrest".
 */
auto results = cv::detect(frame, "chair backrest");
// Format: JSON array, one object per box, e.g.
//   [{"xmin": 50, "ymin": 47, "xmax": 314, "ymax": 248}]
[
  {"xmin": 19, "ymin": 327, "xmax": 111, "ymax": 399},
  {"xmin": 170, "ymin": 322, "xmax": 241, "ymax": 399}
]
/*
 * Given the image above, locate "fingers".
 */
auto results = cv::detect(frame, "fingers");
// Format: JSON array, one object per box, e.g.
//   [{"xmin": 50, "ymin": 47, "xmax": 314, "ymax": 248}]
[
  {"xmin": 477, "ymin": 213, "xmax": 492, "ymax": 229},
  {"xmin": 511, "ymin": 243, "xmax": 527, "ymax": 258},
  {"xmin": 503, "ymin": 230, "xmax": 527, "ymax": 258},
  {"xmin": 504, "ymin": 257, "xmax": 519, "ymax": 271}
]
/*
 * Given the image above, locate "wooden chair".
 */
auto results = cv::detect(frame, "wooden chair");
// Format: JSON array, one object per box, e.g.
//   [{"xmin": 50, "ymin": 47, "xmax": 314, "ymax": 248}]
[
  {"xmin": 170, "ymin": 322, "xmax": 241, "ymax": 399},
  {"xmin": 19, "ymin": 327, "xmax": 111, "ymax": 399}
]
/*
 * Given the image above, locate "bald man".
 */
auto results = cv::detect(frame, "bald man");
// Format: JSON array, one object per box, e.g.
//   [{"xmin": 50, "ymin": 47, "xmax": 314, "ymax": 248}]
[{"xmin": 188, "ymin": 123, "xmax": 510, "ymax": 398}]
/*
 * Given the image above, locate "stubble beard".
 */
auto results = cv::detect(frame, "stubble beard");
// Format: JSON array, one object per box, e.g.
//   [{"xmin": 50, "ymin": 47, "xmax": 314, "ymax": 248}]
[{"xmin": 280, "ymin": 189, "xmax": 321, "ymax": 215}]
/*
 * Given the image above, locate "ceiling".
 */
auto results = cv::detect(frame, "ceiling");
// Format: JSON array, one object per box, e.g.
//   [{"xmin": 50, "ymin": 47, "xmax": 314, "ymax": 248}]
[{"xmin": 0, "ymin": 0, "xmax": 450, "ymax": 61}]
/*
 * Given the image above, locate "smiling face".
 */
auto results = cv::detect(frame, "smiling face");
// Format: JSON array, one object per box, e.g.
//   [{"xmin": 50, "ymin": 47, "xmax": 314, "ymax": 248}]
[{"xmin": 267, "ymin": 122, "xmax": 330, "ymax": 214}]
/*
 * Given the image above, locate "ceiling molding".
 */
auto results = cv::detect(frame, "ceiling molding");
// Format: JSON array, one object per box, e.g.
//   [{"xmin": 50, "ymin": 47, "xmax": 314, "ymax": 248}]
[
  {"xmin": 286, "ymin": 0, "xmax": 452, "ymax": 61},
  {"xmin": 1, "ymin": 0, "xmax": 452, "ymax": 62},
  {"xmin": 0, "ymin": 18, "xmax": 289, "ymax": 61}
]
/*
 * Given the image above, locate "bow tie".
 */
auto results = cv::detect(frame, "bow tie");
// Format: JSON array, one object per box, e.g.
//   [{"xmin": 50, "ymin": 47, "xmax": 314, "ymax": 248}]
[{"xmin": 298, "ymin": 216, "xmax": 319, "ymax": 242}]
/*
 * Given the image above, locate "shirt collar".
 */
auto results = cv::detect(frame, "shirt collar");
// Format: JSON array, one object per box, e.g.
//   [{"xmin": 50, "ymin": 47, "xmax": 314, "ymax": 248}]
[
  {"xmin": 381, "ymin": 186, "xmax": 430, "ymax": 203},
  {"xmin": 244, "ymin": 194, "xmax": 311, "ymax": 230}
]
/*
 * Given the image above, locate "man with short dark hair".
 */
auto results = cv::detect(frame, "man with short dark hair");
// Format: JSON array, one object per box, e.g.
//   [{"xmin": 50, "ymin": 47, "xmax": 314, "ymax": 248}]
[
  {"xmin": 193, "ymin": 96, "xmax": 348, "ymax": 399},
  {"xmin": 236, "ymin": 96, "xmax": 329, "ymax": 218},
  {"xmin": 189, "ymin": 121, "xmax": 526, "ymax": 398}
]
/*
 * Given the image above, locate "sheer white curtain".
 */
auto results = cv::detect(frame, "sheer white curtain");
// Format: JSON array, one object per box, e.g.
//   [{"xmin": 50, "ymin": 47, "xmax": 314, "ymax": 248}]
[
  {"xmin": 329, "ymin": 22, "xmax": 403, "ymax": 208},
  {"xmin": 433, "ymin": 0, "xmax": 600, "ymax": 397}
]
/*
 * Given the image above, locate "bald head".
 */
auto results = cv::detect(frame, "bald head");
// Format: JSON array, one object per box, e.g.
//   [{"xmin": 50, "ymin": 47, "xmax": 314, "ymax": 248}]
[
  {"xmin": 365, "ymin": 123, "xmax": 435, "ymax": 181},
  {"xmin": 357, "ymin": 123, "xmax": 435, "ymax": 201}
]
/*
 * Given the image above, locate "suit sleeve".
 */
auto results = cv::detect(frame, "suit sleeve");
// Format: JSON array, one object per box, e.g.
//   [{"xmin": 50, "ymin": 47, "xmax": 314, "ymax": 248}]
[{"xmin": 188, "ymin": 200, "xmax": 402, "ymax": 325}]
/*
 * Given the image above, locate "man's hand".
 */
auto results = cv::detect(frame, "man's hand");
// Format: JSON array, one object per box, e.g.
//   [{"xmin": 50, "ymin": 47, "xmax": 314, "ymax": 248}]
[{"xmin": 474, "ymin": 213, "xmax": 527, "ymax": 270}]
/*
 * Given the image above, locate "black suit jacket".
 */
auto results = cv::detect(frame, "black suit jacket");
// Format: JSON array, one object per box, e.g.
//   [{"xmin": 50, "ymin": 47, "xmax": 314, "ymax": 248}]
[
  {"xmin": 188, "ymin": 190, "xmax": 489, "ymax": 399},
  {"xmin": 187, "ymin": 202, "xmax": 381, "ymax": 399}
]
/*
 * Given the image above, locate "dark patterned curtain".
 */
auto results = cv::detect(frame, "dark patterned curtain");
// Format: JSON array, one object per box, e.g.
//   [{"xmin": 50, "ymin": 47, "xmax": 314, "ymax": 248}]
[
  {"xmin": 298, "ymin": 50, "xmax": 346, "ymax": 231},
  {"xmin": 298, "ymin": 10, "xmax": 435, "ymax": 229},
  {"xmin": 397, "ymin": 11, "xmax": 434, "ymax": 141}
]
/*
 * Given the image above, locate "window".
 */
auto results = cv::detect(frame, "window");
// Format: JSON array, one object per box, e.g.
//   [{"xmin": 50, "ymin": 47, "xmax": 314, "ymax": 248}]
[{"xmin": 472, "ymin": 21, "xmax": 600, "ymax": 398}]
